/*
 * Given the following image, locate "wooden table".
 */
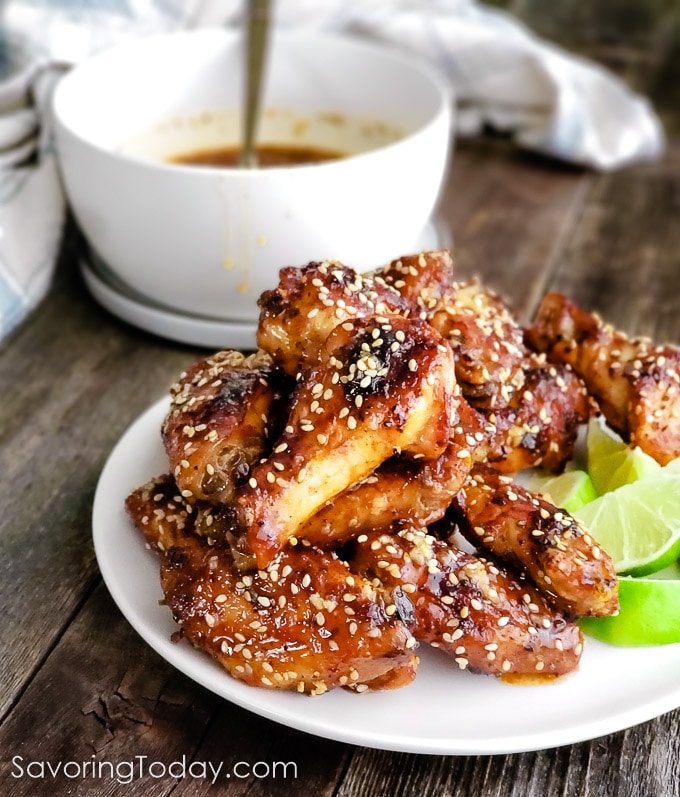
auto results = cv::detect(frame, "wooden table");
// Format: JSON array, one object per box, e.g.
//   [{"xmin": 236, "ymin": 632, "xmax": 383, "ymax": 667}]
[{"xmin": 1, "ymin": 2, "xmax": 680, "ymax": 795}]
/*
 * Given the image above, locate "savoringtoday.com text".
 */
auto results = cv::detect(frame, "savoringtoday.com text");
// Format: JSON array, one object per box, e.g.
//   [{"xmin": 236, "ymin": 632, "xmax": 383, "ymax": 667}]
[{"xmin": 9, "ymin": 754, "xmax": 298, "ymax": 785}]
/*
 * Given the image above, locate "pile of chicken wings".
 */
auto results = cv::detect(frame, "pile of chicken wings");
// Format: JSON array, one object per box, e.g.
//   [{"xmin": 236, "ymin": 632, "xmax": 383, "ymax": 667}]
[{"xmin": 126, "ymin": 250, "xmax": 680, "ymax": 695}]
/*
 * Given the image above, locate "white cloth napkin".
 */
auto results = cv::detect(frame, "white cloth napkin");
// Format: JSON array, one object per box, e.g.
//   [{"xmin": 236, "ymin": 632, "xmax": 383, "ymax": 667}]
[{"xmin": 0, "ymin": 0, "xmax": 665, "ymax": 343}]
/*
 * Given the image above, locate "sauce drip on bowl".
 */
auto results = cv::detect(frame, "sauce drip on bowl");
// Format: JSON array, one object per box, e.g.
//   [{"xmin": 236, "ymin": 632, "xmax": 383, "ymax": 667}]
[{"xmin": 168, "ymin": 143, "xmax": 346, "ymax": 168}]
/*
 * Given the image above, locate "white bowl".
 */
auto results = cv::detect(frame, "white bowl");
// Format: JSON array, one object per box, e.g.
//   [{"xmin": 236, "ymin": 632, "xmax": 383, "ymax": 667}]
[{"xmin": 53, "ymin": 29, "xmax": 452, "ymax": 323}]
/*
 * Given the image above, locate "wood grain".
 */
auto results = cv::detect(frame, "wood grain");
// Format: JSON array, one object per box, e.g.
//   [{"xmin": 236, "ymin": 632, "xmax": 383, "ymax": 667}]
[
  {"xmin": 534, "ymin": 142, "xmax": 680, "ymax": 340},
  {"xmin": 0, "ymin": 584, "xmax": 218, "ymax": 796},
  {"xmin": 0, "ymin": 231, "xmax": 204, "ymax": 721},
  {"xmin": 335, "ymin": 717, "xmax": 680, "ymax": 797},
  {"xmin": 0, "ymin": 583, "xmax": 350, "ymax": 797},
  {"xmin": 438, "ymin": 139, "xmax": 590, "ymax": 321}
]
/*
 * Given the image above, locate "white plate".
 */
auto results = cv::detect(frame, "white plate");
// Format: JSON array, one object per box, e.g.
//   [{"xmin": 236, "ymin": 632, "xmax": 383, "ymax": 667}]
[
  {"xmin": 93, "ymin": 398, "xmax": 680, "ymax": 756},
  {"xmin": 80, "ymin": 217, "xmax": 452, "ymax": 350}
]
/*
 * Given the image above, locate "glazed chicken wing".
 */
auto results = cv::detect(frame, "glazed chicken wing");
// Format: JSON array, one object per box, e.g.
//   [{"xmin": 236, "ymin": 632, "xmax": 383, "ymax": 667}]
[
  {"xmin": 257, "ymin": 260, "xmax": 408, "ymax": 375},
  {"xmin": 442, "ymin": 466, "xmax": 619, "ymax": 617},
  {"xmin": 127, "ymin": 475, "xmax": 418, "ymax": 695},
  {"xmin": 486, "ymin": 354, "xmax": 592, "ymax": 473},
  {"xmin": 374, "ymin": 250, "xmax": 455, "ymax": 319},
  {"xmin": 528, "ymin": 292, "xmax": 680, "ymax": 464},
  {"xmin": 429, "ymin": 278, "xmax": 527, "ymax": 410},
  {"xmin": 239, "ymin": 316, "xmax": 456, "ymax": 567},
  {"xmin": 448, "ymin": 362, "xmax": 590, "ymax": 475},
  {"xmin": 351, "ymin": 528, "xmax": 583, "ymax": 679},
  {"xmin": 298, "ymin": 442, "xmax": 471, "ymax": 548},
  {"xmin": 162, "ymin": 350, "xmax": 286, "ymax": 504}
]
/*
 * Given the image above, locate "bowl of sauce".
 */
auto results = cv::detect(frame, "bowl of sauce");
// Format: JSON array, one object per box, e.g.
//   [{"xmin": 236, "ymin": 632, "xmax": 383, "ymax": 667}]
[{"xmin": 53, "ymin": 29, "xmax": 452, "ymax": 324}]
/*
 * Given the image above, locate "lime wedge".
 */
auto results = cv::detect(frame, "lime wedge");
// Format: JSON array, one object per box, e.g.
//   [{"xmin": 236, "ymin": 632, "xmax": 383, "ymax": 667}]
[
  {"xmin": 521, "ymin": 468, "xmax": 597, "ymax": 513},
  {"xmin": 579, "ymin": 563, "xmax": 680, "ymax": 645},
  {"xmin": 573, "ymin": 472, "xmax": 680, "ymax": 576},
  {"xmin": 586, "ymin": 417, "xmax": 661, "ymax": 494}
]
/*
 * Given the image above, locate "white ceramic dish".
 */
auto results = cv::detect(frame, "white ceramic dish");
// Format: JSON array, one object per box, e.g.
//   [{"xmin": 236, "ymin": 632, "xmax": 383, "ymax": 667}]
[
  {"xmin": 93, "ymin": 399, "xmax": 680, "ymax": 756},
  {"xmin": 80, "ymin": 254, "xmax": 258, "ymax": 350},
  {"xmin": 54, "ymin": 29, "xmax": 452, "ymax": 323},
  {"xmin": 79, "ymin": 217, "xmax": 451, "ymax": 349}
]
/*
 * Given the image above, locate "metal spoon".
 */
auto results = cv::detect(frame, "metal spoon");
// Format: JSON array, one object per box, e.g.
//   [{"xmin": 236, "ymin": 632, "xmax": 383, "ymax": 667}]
[{"xmin": 240, "ymin": 0, "xmax": 272, "ymax": 168}]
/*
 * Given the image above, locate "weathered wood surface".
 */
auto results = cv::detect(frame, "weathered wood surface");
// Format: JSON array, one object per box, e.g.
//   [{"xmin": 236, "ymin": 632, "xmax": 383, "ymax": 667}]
[{"xmin": 1, "ymin": 2, "xmax": 680, "ymax": 795}]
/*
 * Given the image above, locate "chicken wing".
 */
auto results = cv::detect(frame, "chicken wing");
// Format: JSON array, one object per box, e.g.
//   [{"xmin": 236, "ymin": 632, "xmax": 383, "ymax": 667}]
[
  {"xmin": 126, "ymin": 475, "xmax": 418, "ymax": 695},
  {"xmin": 373, "ymin": 250, "xmax": 455, "ymax": 319},
  {"xmin": 486, "ymin": 354, "xmax": 592, "ymax": 473},
  {"xmin": 528, "ymin": 292, "xmax": 680, "ymax": 464},
  {"xmin": 447, "ymin": 361, "xmax": 590, "ymax": 475},
  {"xmin": 257, "ymin": 260, "xmax": 408, "ymax": 375},
  {"xmin": 351, "ymin": 528, "xmax": 583, "ymax": 679},
  {"xmin": 374, "ymin": 253, "xmax": 525, "ymax": 407},
  {"xmin": 429, "ymin": 278, "xmax": 527, "ymax": 410},
  {"xmin": 298, "ymin": 442, "xmax": 471, "ymax": 548},
  {"xmin": 239, "ymin": 316, "xmax": 456, "ymax": 567},
  {"xmin": 162, "ymin": 350, "xmax": 287, "ymax": 504},
  {"xmin": 442, "ymin": 466, "xmax": 619, "ymax": 617}
]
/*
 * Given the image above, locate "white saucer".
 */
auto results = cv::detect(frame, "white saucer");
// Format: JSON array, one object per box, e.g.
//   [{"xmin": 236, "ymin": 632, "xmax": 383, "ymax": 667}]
[{"xmin": 80, "ymin": 217, "xmax": 453, "ymax": 350}]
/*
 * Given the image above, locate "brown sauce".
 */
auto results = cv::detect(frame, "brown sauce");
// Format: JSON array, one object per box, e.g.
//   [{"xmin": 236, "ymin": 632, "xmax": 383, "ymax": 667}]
[
  {"xmin": 501, "ymin": 672, "xmax": 560, "ymax": 686},
  {"xmin": 168, "ymin": 143, "xmax": 347, "ymax": 168}
]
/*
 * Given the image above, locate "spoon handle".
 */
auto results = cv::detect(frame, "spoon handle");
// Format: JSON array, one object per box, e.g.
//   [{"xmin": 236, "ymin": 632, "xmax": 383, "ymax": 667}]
[{"xmin": 241, "ymin": 0, "xmax": 272, "ymax": 168}]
